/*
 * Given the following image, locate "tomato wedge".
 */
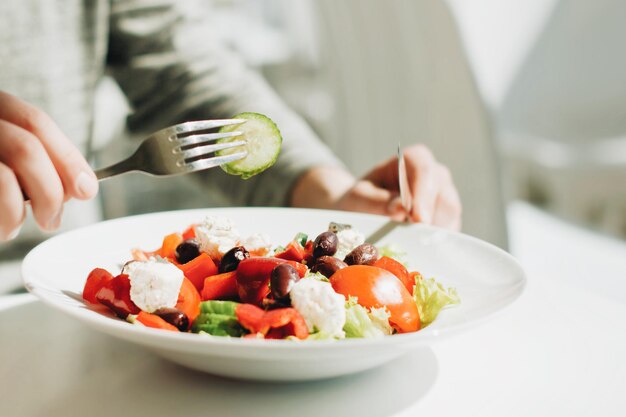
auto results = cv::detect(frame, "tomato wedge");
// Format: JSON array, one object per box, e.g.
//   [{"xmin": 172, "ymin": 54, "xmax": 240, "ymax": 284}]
[
  {"xmin": 373, "ymin": 256, "xmax": 413, "ymax": 292},
  {"xmin": 95, "ymin": 274, "xmax": 140, "ymax": 318},
  {"xmin": 235, "ymin": 304, "xmax": 308, "ymax": 339},
  {"xmin": 83, "ymin": 268, "xmax": 114, "ymax": 304},
  {"xmin": 330, "ymin": 265, "xmax": 420, "ymax": 333}
]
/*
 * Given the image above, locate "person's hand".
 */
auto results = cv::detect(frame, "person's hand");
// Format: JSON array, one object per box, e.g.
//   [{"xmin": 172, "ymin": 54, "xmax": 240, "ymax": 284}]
[
  {"xmin": 0, "ymin": 91, "xmax": 99, "ymax": 241},
  {"xmin": 291, "ymin": 144, "xmax": 461, "ymax": 231}
]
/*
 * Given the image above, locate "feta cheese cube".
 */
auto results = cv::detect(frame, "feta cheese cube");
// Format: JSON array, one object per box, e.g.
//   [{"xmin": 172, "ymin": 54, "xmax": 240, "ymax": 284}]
[
  {"xmin": 290, "ymin": 278, "xmax": 346, "ymax": 338},
  {"xmin": 335, "ymin": 228, "xmax": 365, "ymax": 260},
  {"xmin": 125, "ymin": 258, "xmax": 184, "ymax": 313},
  {"xmin": 194, "ymin": 216, "xmax": 241, "ymax": 260},
  {"xmin": 240, "ymin": 233, "xmax": 272, "ymax": 256}
]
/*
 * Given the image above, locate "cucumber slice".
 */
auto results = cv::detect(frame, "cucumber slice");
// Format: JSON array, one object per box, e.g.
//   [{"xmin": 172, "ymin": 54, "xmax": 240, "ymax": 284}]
[{"xmin": 217, "ymin": 112, "xmax": 282, "ymax": 179}]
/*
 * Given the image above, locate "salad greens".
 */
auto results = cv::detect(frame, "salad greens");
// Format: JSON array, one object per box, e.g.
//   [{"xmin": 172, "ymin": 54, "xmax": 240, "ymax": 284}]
[
  {"xmin": 344, "ymin": 297, "xmax": 393, "ymax": 338},
  {"xmin": 413, "ymin": 275, "xmax": 460, "ymax": 327}
]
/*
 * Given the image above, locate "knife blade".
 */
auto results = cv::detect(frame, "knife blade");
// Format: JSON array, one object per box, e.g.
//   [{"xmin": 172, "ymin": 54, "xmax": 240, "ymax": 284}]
[
  {"xmin": 365, "ymin": 144, "xmax": 412, "ymax": 244},
  {"xmin": 397, "ymin": 144, "xmax": 412, "ymax": 218}
]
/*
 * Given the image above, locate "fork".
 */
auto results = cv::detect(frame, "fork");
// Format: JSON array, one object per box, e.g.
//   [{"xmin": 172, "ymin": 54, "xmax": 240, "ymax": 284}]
[
  {"xmin": 94, "ymin": 119, "xmax": 248, "ymax": 180},
  {"xmin": 23, "ymin": 119, "xmax": 247, "ymax": 201}
]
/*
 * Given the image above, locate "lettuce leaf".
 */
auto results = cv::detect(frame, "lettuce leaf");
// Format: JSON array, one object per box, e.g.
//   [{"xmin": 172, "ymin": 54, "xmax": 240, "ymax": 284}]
[
  {"xmin": 377, "ymin": 244, "xmax": 408, "ymax": 266},
  {"xmin": 304, "ymin": 271, "xmax": 330, "ymax": 282},
  {"xmin": 413, "ymin": 276, "xmax": 460, "ymax": 327},
  {"xmin": 343, "ymin": 297, "xmax": 393, "ymax": 338},
  {"xmin": 192, "ymin": 300, "xmax": 245, "ymax": 337}
]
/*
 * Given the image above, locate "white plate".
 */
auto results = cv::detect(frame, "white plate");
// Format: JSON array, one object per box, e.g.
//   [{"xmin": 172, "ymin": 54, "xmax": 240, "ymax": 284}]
[{"xmin": 23, "ymin": 208, "xmax": 525, "ymax": 381}]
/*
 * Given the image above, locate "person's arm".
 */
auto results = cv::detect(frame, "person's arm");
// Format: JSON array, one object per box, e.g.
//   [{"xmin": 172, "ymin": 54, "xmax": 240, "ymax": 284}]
[
  {"xmin": 0, "ymin": 91, "xmax": 98, "ymax": 241},
  {"xmin": 107, "ymin": 0, "xmax": 344, "ymax": 207},
  {"xmin": 107, "ymin": 1, "xmax": 461, "ymax": 229}
]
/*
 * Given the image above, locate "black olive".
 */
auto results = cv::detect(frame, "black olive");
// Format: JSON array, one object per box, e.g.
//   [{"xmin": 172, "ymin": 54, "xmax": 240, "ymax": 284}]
[
  {"xmin": 154, "ymin": 307, "xmax": 189, "ymax": 331},
  {"xmin": 270, "ymin": 263, "xmax": 300, "ymax": 300},
  {"xmin": 219, "ymin": 246, "xmax": 250, "ymax": 273},
  {"xmin": 344, "ymin": 243, "xmax": 379, "ymax": 266},
  {"xmin": 311, "ymin": 255, "xmax": 348, "ymax": 278},
  {"xmin": 313, "ymin": 231, "xmax": 338, "ymax": 258},
  {"xmin": 175, "ymin": 239, "xmax": 201, "ymax": 264}
]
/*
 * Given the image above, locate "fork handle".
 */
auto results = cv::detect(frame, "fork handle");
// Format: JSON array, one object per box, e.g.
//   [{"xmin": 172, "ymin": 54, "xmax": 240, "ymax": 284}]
[
  {"xmin": 21, "ymin": 157, "xmax": 135, "ymax": 201},
  {"xmin": 94, "ymin": 156, "xmax": 137, "ymax": 180}
]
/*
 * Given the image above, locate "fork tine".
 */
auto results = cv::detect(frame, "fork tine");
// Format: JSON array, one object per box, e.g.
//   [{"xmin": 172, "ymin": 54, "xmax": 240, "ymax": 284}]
[
  {"xmin": 174, "ymin": 131, "xmax": 243, "ymax": 148},
  {"xmin": 167, "ymin": 119, "xmax": 246, "ymax": 136},
  {"xmin": 178, "ymin": 140, "xmax": 247, "ymax": 160},
  {"xmin": 183, "ymin": 151, "xmax": 248, "ymax": 173}
]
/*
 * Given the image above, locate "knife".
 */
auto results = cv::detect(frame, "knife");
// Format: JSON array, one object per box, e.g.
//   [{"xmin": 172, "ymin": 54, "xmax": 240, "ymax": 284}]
[
  {"xmin": 397, "ymin": 144, "xmax": 412, "ymax": 219},
  {"xmin": 365, "ymin": 144, "xmax": 412, "ymax": 244}
]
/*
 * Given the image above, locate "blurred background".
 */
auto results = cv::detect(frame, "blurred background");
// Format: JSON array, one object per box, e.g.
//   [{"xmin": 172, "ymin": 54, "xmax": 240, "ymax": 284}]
[{"xmin": 2, "ymin": 0, "xmax": 626, "ymax": 289}]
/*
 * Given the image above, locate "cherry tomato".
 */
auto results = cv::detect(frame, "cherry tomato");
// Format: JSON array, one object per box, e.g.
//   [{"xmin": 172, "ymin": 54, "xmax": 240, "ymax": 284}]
[{"xmin": 330, "ymin": 265, "xmax": 420, "ymax": 333}]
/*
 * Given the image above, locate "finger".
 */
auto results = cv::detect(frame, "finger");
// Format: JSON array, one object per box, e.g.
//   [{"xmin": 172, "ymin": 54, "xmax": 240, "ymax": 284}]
[
  {"xmin": 403, "ymin": 145, "xmax": 438, "ymax": 224},
  {"xmin": 0, "ymin": 162, "xmax": 26, "ymax": 240},
  {"xmin": 336, "ymin": 180, "xmax": 407, "ymax": 221},
  {"xmin": 0, "ymin": 121, "xmax": 65, "ymax": 231},
  {"xmin": 432, "ymin": 165, "xmax": 462, "ymax": 231},
  {"xmin": 0, "ymin": 91, "xmax": 98, "ymax": 200},
  {"xmin": 363, "ymin": 155, "xmax": 401, "ymax": 192}
]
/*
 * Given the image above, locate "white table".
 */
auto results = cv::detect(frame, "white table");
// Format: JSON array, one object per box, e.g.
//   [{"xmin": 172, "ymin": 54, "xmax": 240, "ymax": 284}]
[{"xmin": 2, "ymin": 202, "xmax": 625, "ymax": 416}]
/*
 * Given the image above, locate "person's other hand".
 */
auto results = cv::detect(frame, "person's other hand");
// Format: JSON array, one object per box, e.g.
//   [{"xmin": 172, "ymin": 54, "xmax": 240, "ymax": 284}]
[
  {"xmin": 291, "ymin": 144, "xmax": 461, "ymax": 231},
  {"xmin": 0, "ymin": 91, "xmax": 99, "ymax": 241}
]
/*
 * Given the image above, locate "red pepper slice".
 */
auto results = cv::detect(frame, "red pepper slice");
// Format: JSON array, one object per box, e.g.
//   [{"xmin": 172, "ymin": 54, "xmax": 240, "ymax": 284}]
[
  {"xmin": 303, "ymin": 240, "xmax": 314, "ymax": 264},
  {"xmin": 159, "ymin": 233, "xmax": 184, "ymax": 260},
  {"xmin": 201, "ymin": 271, "xmax": 238, "ymax": 301},
  {"xmin": 373, "ymin": 256, "xmax": 413, "ymax": 293},
  {"xmin": 235, "ymin": 257, "xmax": 308, "ymax": 304},
  {"xmin": 275, "ymin": 241, "xmax": 306, "ymax": 262},
  {"xmin": 95, "ymin": 274, "xmax": 140, "ymax": 318},
  {"xmin": 177, "ymin": 253, "xmax": 218, "ymax": 292},
  {"xmin": 235, "ymin": 304, "xmax": 308, "ymax": 340},
  {"xmin": 182, "ymin": 224, "xmax": 197, "ymax": 240},
  {"xmin": 136, "ymin": 311, "xmax": 179, "ymax": 332},
  {"xmin": 175, "ymin": 277, "xmax": 201, "ymax": 326},
  {"xmin": 83, "ymin": 268, "xmax": 114, "ymax": 304}
]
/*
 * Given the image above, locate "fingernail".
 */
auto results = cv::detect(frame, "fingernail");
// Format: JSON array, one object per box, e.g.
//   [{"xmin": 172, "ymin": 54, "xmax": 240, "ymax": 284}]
[
  {"xmin": 46, "ymin": 209, "xmax": 63, "ymax": 231},
  {"xmin": 7, "ymin": 224, "xmax": 23, "ymax": 241},
  {"xmin": 76, "ymin": 171, "xmax": 99, "ymax": 199}
]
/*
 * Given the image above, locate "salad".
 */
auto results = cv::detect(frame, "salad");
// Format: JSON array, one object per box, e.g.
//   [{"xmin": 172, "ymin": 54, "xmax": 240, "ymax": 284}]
[{"xmin": 82, "ymin": 217, "xmax": 460, "ymax": 340}]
